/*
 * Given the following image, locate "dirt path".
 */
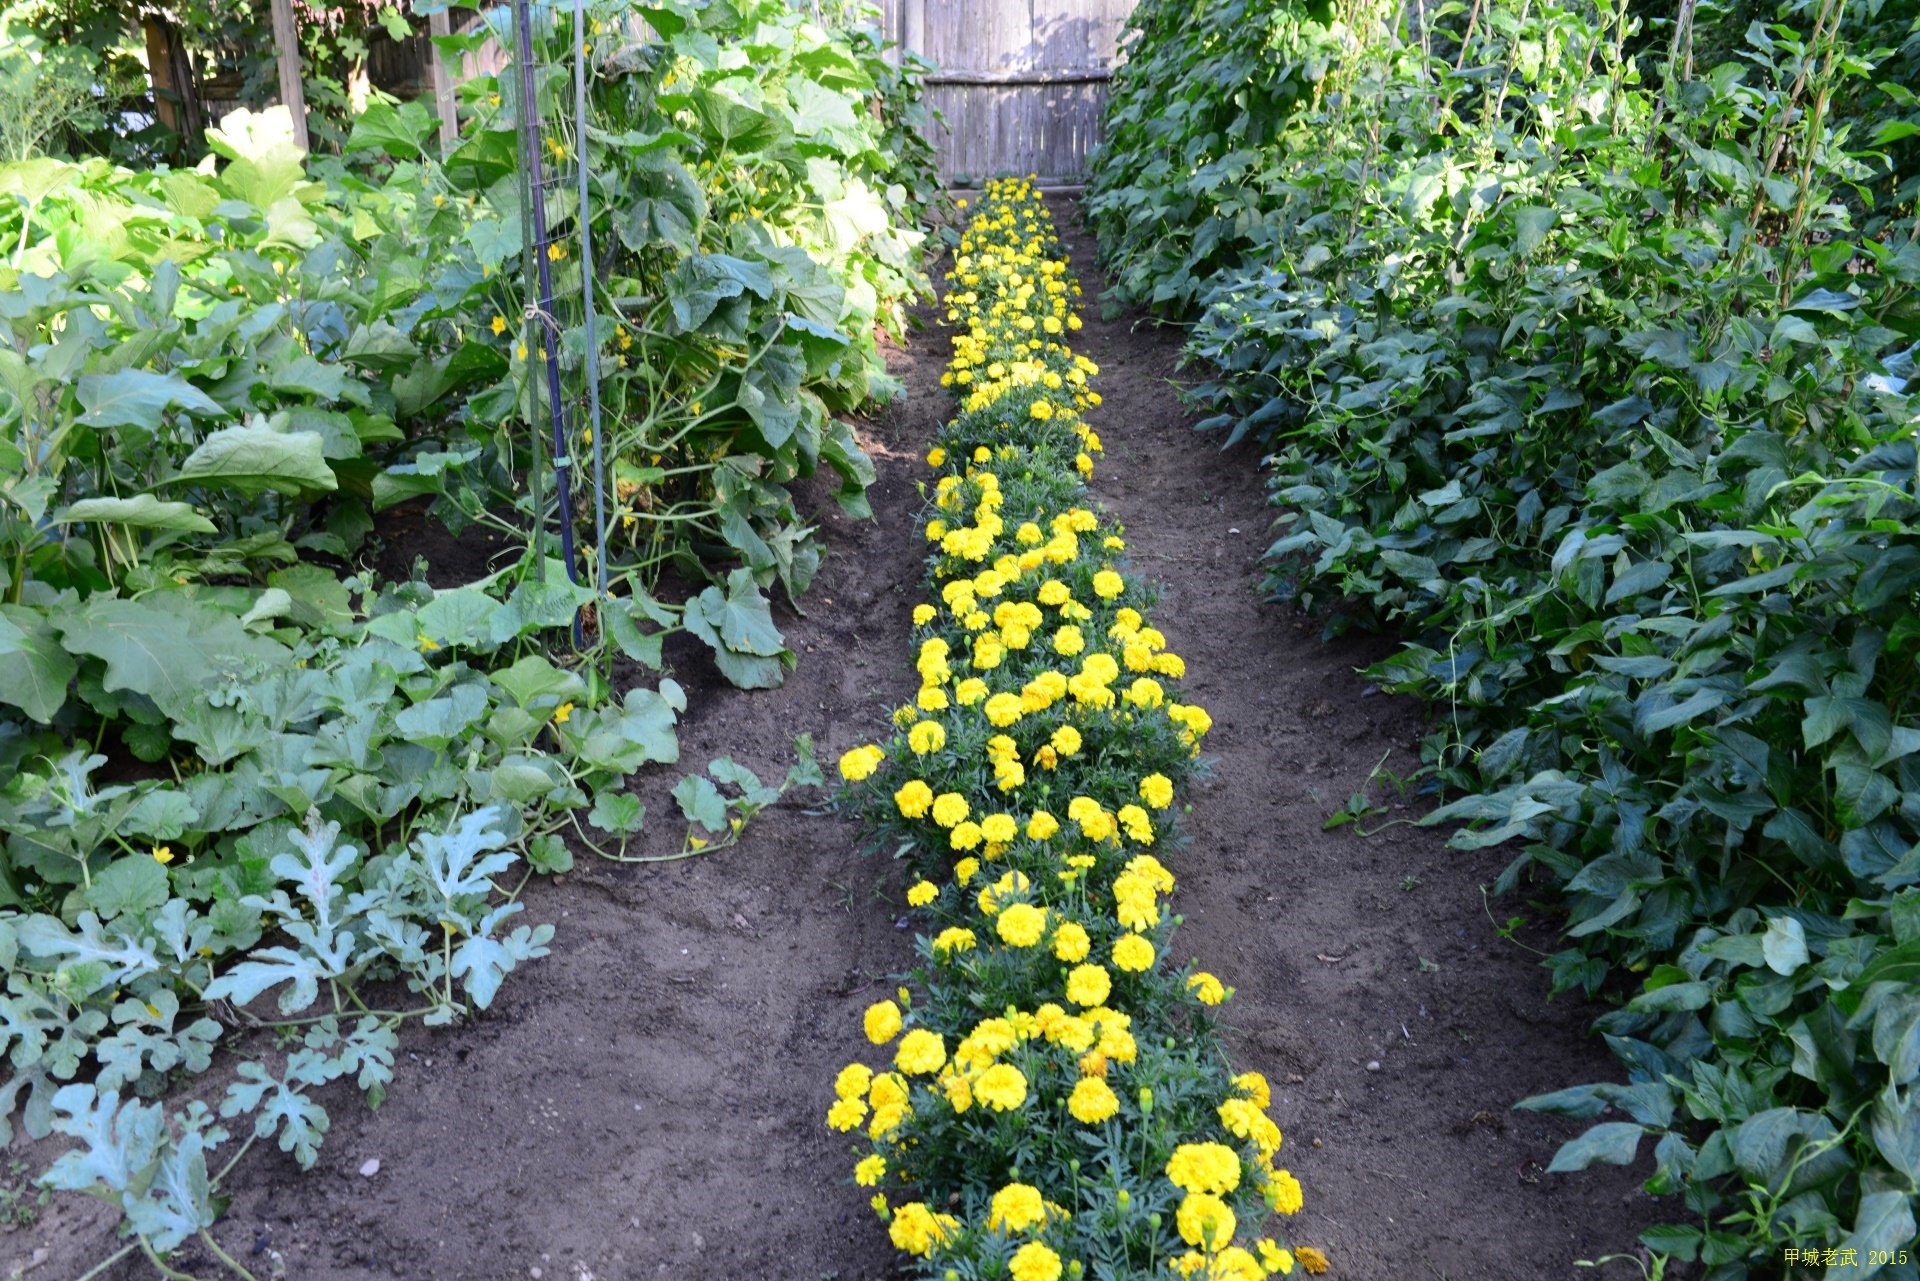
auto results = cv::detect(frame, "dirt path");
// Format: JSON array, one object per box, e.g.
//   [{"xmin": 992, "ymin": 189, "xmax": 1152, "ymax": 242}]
[
  {"xmin": 18, "ymin": 200, "xmax": 1667, "ymax": 1281},
  {"xmin": 1047, "ymin": 196, "xmax": 1667, "ymax": 1279}
]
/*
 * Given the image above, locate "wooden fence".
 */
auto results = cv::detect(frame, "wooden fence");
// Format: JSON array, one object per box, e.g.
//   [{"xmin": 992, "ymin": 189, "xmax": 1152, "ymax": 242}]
[{"xmin": 874, "ymin": 0, "xmax": 1139, "ymax": 186}]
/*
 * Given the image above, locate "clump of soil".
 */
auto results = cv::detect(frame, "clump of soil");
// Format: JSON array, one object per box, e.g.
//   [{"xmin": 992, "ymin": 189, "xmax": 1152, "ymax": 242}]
[{"xmin": 12, "ymin": 200, "xmax": 1672, "ymax": 1281}]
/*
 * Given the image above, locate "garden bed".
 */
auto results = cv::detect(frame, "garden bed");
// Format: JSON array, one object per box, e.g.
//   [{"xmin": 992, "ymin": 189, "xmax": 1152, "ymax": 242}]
[{"xmin": 15, "ymin": 199, "xmax": 1668, "ymax": 1281}]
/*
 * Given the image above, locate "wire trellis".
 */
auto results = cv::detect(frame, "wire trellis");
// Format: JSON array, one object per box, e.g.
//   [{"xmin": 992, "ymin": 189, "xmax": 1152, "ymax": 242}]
[{"xmin": 504, "ymin": 0, "xmax": 609, "ymax": 646}]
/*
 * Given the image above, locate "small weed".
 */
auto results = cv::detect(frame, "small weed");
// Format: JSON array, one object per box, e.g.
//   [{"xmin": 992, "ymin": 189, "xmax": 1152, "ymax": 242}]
[
  {"xmin": 1324, "ymin": 750, "xmax": 1413, "ymax": 836},
  {"xmin": 0, "ymin": 1158, "xmax": 47, "ymax": 1229},
  {"xmin": 1399, "ymin": 874, "xmax": 1422, "ymax": 892},
  {"xmin": 1481, "ymin": 884, "xmax": 1551, "ymax": 957},
  {"xmin": 823, "ymin": 878, "xmax": 855, "ymax": 914},
  {"xmin": 1418, "ymin": 956, "xmax": 1440, "ymax": 973}
]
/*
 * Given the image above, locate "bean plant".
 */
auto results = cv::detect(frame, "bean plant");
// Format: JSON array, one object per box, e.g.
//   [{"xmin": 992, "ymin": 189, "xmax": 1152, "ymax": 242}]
[{"xmin": 1089, "ymin": 0, "xmax": 1920, "ymax": 1273}]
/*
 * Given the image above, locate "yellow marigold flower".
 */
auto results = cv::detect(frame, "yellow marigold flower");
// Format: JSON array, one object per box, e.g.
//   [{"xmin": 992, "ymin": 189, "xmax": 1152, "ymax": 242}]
[
  {"xmin": 980, "ymin": 693, "xmax": 1022, "ymax": 727},
  {"xmin": 838, "ymin": 745, "xmax": 884, "ymax": 781},
  {"xmin": 918, "ymin": 685, "xmax": 951, "ymax": 711},
  {"xmin": 1140, "ymin": 773, "xmax": 1175, "ymax": 808},
  {"xmin": 826, "ymin": 1096, "xmax": 867, "ymax": 1131},
  {"xmin": 1008, "ymin": 1241, "xmax": 1062, "ymax": 1281},
  {"xmin": 925, "ymin": 519, "xmax": 948, "ymax": 541},
  {"xmin": 989, "ymin": 1182, "xmax": 1047, "ymax": 1233},
  {"xmin": 956, "ymin": 678, "xmax": 989, "ymax": 705},
  {"xmin": 1032, "ymin": 744, "xmax": 1059, "ymax": 770},
  {"xmin": 1234, "ymin": 1071, "xmax": 1272, "ymax": 1107},
  {"xmin": 895, "ymin": 780, "xmax": 934, "ymax": 819},
  {"xmin": 1188, "ymin": 972, "xmax": 1228, "ymax": 1005},
  {"xmin": 1176, "ymin": 1192, "xmax": 1235, "ymax": 1251},
  {"xmin": 980, "ymin": 813, "xmax": 1019, "ymax": 844},
  {"xmin": 974, "ymin": 1063, "xmax": 1028, "ymax": 1111},
  {"xmin": 955, "ymin": 857, "xmax": 981, "ymax": 886},
  {"xmin": 1297, "ymin": 1246, "xmax": 1329, "ymax": 1275},
  {"xmin": 1029, "ymin": 399, "xmax": 1053, "ymax": 421},
  {"xmin": 869, "ymin": 1100, "xmax": 907, "ymax": 1138},
  {"xmin": 908, "ymin": 720, "xmax": 947, "ymax": 754},
  {"xmin": 1052, "ymin": 725, "xmax": 1084, "ymax": 755},
  {"xmin": 932, "ymin": 927, "xmax": 976, "ymax": 957},
  {"xmin": 854, "ymin": 1154, "xmax": 886, "ymax": 1186},
  {"xmin": 912, "ymin": 604, "xmax": 936, "ymax": 625},
  {"xmin": 870, "ymin": 1071, "xmax": 908, "ymax": 1108},
  {"xmin": 1118, "ymin": 804, "xmax": 1155, "ymax": 844},
  {"xmin": 1052, "ymin": 625, "xmax": 1085, "ymax": 656},
  {"xmin": 1037, "ymin": 578, "xmax": 1071, "ymax": 605},
  {"xmin": 835, "ymin": 1063, "xmax": 873, "ymax": 1100},
  {"xmin": 927, "ymin": 447, "xmax": 947, "ymax": 467},
  {"xmin": 1126, "ymin": 677, "xmax": 1165, "ymax": 709},
  {"xmin": 1053, "ymin": 919, "xmax": 1091, "ymax": 962},
  {"xmin": 1092, "ymin": 569, "xmax": 1125, "ymax": 599},
  {"xmin": 996, "ymin": 902, "xmax": 1047, "ymax": 947},
  {"xmin": 1220, "ymin": 1097, "xmax": 1283, "ymax": 1155},
  {"xmin": 1166, "ymin": 1142, "xmax": 1242, "ymax": 1196},
  {"xmin": 1155, "ymin": 651, "xmax": 1187, "ymax": 678},
  {"xmin": 1266, "ymin": 1167, "xmax": 1305, "ymax": 1215},
  {"xmin": 907, "ymin": 880, "xmax": 939, "ymax": 907},
  {"xmin": 1258, "ymin": 1240, "xmax": 1295, "ymax": 1275},
  {"xmin": 888, "ymin": 1202, "xmax": 958, "ymax": 1256},
  {"xmin": 1068, "ymin": 1074, "xmax": 1119, "ymax": 1123},
  {"xmin": 1065, "ymin": 963, "xmax": 1111, "ymax": 1007},
  {"xmin": 950, "ymin": 820, "xmax": 984, "ymax": 851},
  {"xmin": 895, "ymin": 1028, "xmax": 947, "ymax": 1076},
  {"xmin": 864, "ymin": 1000, "xmax": 903, "ymax": 1045},
  {"xmin": 1113, "ymin": 933, "xmax": 1155, "ymax": 972},
  {"xmin": 1128, "ymin": 853, "xmax": 1175, "ymax": 892},
  {"xmin": 931, "ymin": 792, "xmax": 969, "ymax": 827}
]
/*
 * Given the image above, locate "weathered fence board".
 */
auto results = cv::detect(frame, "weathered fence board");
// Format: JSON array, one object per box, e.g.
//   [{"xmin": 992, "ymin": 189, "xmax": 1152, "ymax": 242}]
[{"xmin": 877, "ymin": 0, "xmax": 1138, "ymax": 184}]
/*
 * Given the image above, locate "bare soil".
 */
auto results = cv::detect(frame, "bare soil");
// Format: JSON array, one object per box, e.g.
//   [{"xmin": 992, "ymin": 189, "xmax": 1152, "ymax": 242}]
[{"xmin": 13, "ymin": 199, "xmax": 1671, "ymax": 1281}]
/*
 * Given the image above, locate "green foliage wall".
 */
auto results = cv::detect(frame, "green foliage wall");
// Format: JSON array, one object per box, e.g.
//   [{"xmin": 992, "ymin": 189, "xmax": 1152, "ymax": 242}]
[{"xmin": 1088, "ymin": 0, "xmax": 1920, "ymax": 1271}]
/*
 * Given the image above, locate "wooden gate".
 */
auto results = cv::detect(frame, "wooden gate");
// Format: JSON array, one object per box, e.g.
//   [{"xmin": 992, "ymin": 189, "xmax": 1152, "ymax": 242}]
[{"xmin": 876, "ymin": 0, "xmax": 1139, "ymax": 186}]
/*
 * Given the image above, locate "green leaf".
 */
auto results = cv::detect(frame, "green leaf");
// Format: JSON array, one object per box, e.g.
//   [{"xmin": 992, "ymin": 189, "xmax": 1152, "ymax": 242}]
[
  {"xmin": 1762, "ymin": 916, "xmax": 1809, "ymax": 975},
  {"xmin": 51, "ymin": 495, "xmax": 217, "ymax": 534},
  {"xmin": 1545, "ymin": 1121, "xmax": 1644, "ymax": 1172},
  {"xmin": 1830, "ymin": 1191, "xmax": 1916, "ymax": 1279},
  {"xmin": 85, "ymin": 855, "xmax": 171, "ymax": 921},
  {"xmin": 416, "ymin": 587, "xmax": 498, "ymax": 649},
  {"xmin": 525, "ymin": 834, "xmax": 573, "ymax": 875},
  {"xmin": 268, "ymin": 564, "xmax": 355, "ymax": 630},
  {"xmin": 205, "ymin": 106, "xmax": 314, "ymax": 209},
  {"xmin": 54, "ymin": 597, "xmax": 212, "ymax": 708},
  {"xmin": 0, "ymin": 603, "xmax": 76, "ymax": 722},
  {"xmin": 587, "ymin": 791, "xmax": 645, "ymax": 836},
  {"xmin": 172, "ymin": 425, "xmax": 337, "ymax": 496},
  {"xmin": 1511, "ymin": 205, "xmax": 1558, "ymax": 256},
  {"xmin": 490, "ymin": 656, "xmax": 583, "ymax": 710},
  {"xmin": 605, "ymin": 598, "xmax": 665, "ymax": 668},
  {"xmin": 672, "ymin": 773, "xmax": 729, "ymax": 834},
  {"xmin": 76, "ymin": 370, "xmax": 227, "ymax": 434}
]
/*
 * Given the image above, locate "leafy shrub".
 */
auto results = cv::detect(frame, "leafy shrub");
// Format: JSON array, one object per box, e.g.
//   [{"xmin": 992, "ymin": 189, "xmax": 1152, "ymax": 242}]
[
  {"xmin": 1089, "ymin": 0, "xmax": 1920, "ymax": 1271},
  {"xmin": 830, "ymin": 182, "xmax": 1327, "ymax": 1281}
]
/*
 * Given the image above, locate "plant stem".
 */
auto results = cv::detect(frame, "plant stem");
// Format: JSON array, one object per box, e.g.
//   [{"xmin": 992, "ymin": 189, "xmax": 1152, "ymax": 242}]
[
  {"xmin": 71, "ymin": 1242, "xmax": 139, "ymax": 1281},
  {"xmin": 199, "ymin": 1229, "xmax": 263, "ymax": 1281}
]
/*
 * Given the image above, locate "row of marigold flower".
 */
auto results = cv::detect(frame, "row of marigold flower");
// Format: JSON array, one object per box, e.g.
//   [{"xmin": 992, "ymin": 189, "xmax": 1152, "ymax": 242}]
[{"xmin": 830, "ymin": 179, "xmax": 1330, "ymax": 1281}]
